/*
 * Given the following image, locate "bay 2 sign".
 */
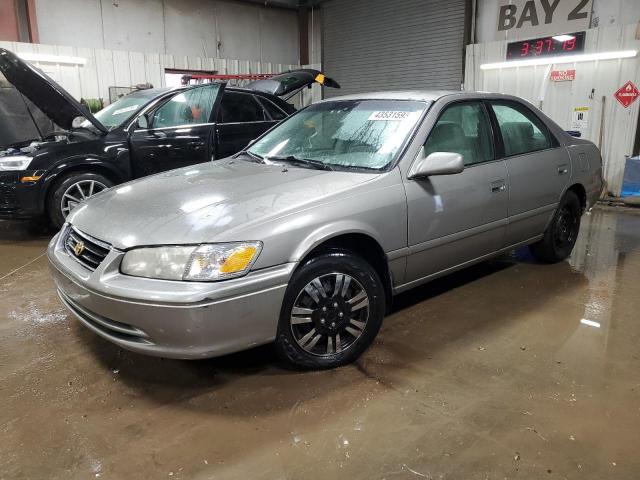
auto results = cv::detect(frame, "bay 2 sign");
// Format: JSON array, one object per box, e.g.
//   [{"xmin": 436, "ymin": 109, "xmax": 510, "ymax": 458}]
[{"xmin": 496, "ymin": 0, "xmax": 592, "ymax": 41}]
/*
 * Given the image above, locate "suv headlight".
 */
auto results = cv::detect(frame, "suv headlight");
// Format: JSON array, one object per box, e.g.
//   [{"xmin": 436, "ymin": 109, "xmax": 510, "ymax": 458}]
[
  {"xmin": 120, "ymin": 242, "xmax": 262, "ymax": 281},
  {"xmin": 0, "ymin": 155, "xmax": 33, "ymax": 171}
]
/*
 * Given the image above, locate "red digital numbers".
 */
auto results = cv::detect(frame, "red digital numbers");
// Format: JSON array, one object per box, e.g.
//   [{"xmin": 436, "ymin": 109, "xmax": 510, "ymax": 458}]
[
  {"xmin": 520, "ymin": 42, "xmax": 530, "ymax": 56},
  {"xmin": 534, "ymin": 40, "xmax": 543, "ymax": 55},
  {"xmin": 562, "ymin": 38, "xmax": 576, "ymax": 51}
]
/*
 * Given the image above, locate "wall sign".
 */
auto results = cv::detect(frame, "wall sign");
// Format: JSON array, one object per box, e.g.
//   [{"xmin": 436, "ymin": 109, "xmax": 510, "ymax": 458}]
[
  {"xmin": 614, "ymin": 81, "xmax": 640, "ymax": 108},
  {"xmin": 495, "ymin": 0, "xmax": 593, "ymax": 41},
  {"xmin": 571, "ymin": 106, "xmax": 589, "ymax": 133},
  {"xmin": 550, "ymin": 69, "xmax": 576, "ymax": 82},
  {"xmin": 507, "ymin": 31, "xmax": 585, "ymax": 60}
]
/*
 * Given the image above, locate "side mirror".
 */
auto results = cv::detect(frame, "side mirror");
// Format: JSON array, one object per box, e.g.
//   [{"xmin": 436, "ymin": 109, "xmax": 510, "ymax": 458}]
[
  {"xmin": 71, "ymin": 116, "xmax": 87, "ymax": 129},
  {"xmin": 408, "ymin": 150, "xmax": 465, "ymax": 179},
  {"xmin": 135, "ymin": 115, "xmax": 149, "ymax": 129}
]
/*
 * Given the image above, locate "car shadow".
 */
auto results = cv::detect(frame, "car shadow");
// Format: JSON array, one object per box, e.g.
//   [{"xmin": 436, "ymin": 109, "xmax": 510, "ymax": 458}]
[{"xmin": 78, "ymin": 248, "xmax": 588, "ymax": 416}]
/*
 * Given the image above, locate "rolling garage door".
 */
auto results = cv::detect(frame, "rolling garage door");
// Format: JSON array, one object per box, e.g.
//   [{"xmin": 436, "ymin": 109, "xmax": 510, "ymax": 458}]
[{"xmin": 322, "ymin": 0, "xmax": 468, "ymax": 97}]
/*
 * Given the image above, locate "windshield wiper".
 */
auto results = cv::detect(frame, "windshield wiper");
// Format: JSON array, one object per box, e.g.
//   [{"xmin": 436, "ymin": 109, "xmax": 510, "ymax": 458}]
[
  {"xmin": 236, "ymin": 150, "xmax": 266, "ymax": 163},
  {"xmin": 265, "ymin": 155, "xmax": 333, "ymax": 171}
]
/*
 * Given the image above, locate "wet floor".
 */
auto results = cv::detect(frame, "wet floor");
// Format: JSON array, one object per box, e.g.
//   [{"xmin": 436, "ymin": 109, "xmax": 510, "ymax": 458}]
[{"xmin": 1, "ymin": 206, "xmax": 639, "ymax": 479}]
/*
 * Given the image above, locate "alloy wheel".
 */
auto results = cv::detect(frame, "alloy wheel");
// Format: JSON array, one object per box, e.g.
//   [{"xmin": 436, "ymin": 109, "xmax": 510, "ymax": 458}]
[
  {"xmin": 60, "ymin": 180, "xmax": 107, "ymax": 218},
  {"xmin": 553, "ymin": 206, "xmax": 577, "ymax": 249},
  {"xmin": 290, "ymin": 273, "xmax": 370, "ymax": 357}
]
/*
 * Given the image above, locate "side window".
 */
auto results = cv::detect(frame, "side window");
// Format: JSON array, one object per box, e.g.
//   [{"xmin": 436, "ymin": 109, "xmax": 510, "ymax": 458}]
[
  {"xmin": 258, "ymin": 97, "xmax": 287, "ymax": 121},
  {"xmin": 216, "ymin": 92, "xmax": 266, "ymax": 123},
  {"xmin": 151, "ymin": 85, "xmax": 218, "ymax": 128},
  {"xmin": 423, "ymin": 102, "xmax": 494, "ymax": 166},
  {"xmin": 491, "ymin": 102, "xmax": 553, "ymax": 156}
]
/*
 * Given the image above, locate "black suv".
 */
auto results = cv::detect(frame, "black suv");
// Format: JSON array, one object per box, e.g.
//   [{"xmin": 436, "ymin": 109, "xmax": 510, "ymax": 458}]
[{"xmin": 0, "ymin": 48, "xmax": 338, "ymax": 228}]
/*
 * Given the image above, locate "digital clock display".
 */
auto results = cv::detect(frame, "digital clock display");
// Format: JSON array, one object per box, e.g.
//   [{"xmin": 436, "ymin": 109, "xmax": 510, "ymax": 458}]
[{"xmin": 506, "ymin": 31, "xmax": 586, "ymax": 60}]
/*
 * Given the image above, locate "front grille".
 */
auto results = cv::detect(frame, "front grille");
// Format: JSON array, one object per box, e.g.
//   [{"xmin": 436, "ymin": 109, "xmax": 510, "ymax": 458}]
[
  {"xmin": 64, "ymin": 226, "xmax": 111, "ymax": 271},
  {"xmin": 0, "ymin": 183, "xmax": 18, "ymax": 211}
]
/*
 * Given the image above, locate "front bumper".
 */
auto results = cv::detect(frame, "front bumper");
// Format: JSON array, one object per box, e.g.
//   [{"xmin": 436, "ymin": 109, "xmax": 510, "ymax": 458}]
[
  {"xmin": 0, "ymin": 171, "xmax": 45, "ymax": 218},
  {"xmin": 48, "ymin": 228, "xmax": 294, "ymax": 359}
]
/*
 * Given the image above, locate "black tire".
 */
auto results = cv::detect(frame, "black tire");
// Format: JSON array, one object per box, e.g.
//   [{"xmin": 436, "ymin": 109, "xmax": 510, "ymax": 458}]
[
  {"xmin": 529, "ymin": 190, "xmax": 581, "ymax": 263},
  {"xmin": 275, "ymin": 249, "xmax": 385, "ymax": 370},
  {"xmin": 48, "ymin": 172, "xmax": 113, "ymax": 229}
]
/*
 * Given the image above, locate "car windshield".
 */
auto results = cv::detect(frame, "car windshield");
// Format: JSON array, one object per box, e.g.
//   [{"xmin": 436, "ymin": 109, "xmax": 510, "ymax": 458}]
[
  {"xmin": 247, "ymin": 99, "xmax": 428, "ymax": 170},
  {"xmin": 91, "ymin": 95, "xmax": 149, "ymax": 129}
]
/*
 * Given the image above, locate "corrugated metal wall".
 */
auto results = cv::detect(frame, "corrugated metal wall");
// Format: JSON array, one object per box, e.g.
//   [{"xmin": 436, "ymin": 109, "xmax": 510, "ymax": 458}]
[
  {"xmin": 0, "ymin": 41, "xmax": 322, "ymax": 108},
  {"xmin": 465, "ymin": 24, "xmax": 640, "ymax": 196},
  {"xmin": 33, "ymin": 0, "xmax": 300, "ymax": 65},
  {"xmin": 322, "ymin": 0, "xmax": 467, "ymax": 97}
]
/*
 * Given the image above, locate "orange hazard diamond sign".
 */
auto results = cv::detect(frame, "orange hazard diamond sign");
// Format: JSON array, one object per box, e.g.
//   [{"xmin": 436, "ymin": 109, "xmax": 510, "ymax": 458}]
[{"xmin": 614, "ymin": 81, "xmax": 640, "ymax": 108}]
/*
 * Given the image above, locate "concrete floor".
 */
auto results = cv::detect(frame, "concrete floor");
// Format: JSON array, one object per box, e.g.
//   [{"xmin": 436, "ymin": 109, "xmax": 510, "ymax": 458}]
[{"xmin": 1, "ymin": 206, "xmax": 639, "ymax": 480}]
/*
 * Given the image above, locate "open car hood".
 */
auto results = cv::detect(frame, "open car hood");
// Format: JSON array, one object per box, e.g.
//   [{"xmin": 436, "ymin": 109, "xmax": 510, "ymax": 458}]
[
  {"xmin": 246, "ymin": 69, "xmax": 340, "ymax": 97},
  {"xmin": 0, "ymin": 48, "xmax": 107, "ymax": 134}
]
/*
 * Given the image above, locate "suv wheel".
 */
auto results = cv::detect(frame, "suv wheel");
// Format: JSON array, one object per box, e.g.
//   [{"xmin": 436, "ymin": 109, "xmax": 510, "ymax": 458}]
[
  {"xmin": 529, "ymin": 190, "xmax": 581, "ymax": 263},
  {"xmin": 275, "ymin": 250, "xmax": 385, "ymax": 369},
  {"xmin": 48, "ymin": 172, "xmax": 113, "ymax": 229}
]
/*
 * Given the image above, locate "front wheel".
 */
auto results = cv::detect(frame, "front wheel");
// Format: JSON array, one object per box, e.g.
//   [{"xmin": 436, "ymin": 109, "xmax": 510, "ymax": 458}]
[
  {"xmin": 275, "ymin": 250, "xmax": 385, "ymax": 369},
  {"xmin": 529, "ymin": 190, "xmax": 581, "ymax": 263},
  {"xmin": 48, "ymin": 172, "xmax": 113, "ymax": 229}
]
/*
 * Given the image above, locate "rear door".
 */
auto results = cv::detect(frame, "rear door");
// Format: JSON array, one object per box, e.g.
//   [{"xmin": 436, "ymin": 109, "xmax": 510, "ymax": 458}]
[
  {"xmin": 129, "ymin": 84, "xmax": 222, "ymax": 177},
  {"xmin": 404, "ymin": 100, "xmax": 509, "ymax": 283},
  {"xmin": 488, "ymin": 100, "xmax": 569, "ymax": 246},
  {"xmin": 215, "ymin": 91, "xmax": 278, "ymax": 158}
]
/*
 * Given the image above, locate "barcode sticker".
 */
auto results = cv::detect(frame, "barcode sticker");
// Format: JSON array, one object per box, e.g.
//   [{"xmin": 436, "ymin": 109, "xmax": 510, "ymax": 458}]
[{"xmin": 368, "ymin": 111, "xmax": 412, "ymax": 121}]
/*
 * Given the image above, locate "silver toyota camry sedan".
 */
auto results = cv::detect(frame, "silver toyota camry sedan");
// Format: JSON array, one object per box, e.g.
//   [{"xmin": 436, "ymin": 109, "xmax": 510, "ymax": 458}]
[{"xmin": 48, "ymin": 91, "xmax": 603, "ymax": 369}]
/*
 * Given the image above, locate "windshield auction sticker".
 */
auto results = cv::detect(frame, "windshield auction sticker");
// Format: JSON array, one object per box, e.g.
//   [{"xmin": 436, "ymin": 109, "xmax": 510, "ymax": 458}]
[{"xmin": 368, "ymin": 111, "xmax": 413, "ymax": 121}]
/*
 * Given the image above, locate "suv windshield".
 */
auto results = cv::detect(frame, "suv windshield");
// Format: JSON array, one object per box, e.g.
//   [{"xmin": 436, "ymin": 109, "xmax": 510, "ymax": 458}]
[
  {"xmin": 247, "ymin": 99, "xmax": 428, "ymax": 170},
  {"xmin": 91, "ymin": 95, "xmax": 149, "ymax": 130}
]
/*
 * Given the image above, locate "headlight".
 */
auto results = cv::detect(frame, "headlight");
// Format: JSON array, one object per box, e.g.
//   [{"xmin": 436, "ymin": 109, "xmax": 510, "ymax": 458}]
[
  {"xmin": 0, "ymin": 155, "xmax": 33, "ymax": 171},
  {"xmin": 120, "ymin": 242, "xmax": 262, "ymax": 281}
]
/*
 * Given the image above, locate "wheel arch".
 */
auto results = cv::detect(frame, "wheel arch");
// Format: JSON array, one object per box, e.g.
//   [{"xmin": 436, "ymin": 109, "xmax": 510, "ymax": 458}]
[
  {"xmin": 294, "ymin": 229, "xmax": 393, "ymax": 307},
  {"xmin": 41, "ymin": 158, "xmax": 124, "ymax": 210},
  {"xmin": 566, "ymin": 182, "xmax": 587, "ymax": 212}
]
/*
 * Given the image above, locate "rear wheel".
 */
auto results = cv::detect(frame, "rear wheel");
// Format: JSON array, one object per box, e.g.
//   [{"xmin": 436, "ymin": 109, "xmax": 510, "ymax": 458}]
[
  {"xmin": 275, "ymin": 250, "xmax": 385, "ymax": 369},
  {"xmin": 529, "ymin": 190, "xmax": 581, "ymax": 263},
  {"xmin": 48, "ymin": 172, "xmax": 112, "ymax": 229}
]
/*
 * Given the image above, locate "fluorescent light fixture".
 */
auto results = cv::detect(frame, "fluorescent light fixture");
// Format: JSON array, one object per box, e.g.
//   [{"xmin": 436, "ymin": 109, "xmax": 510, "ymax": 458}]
[
  {"xmin": 552, "ymin": 34, "xmax": 575, "ymax": 42},
  {"xmin": 17, "ymin": 52, "xmax": 87, "ymax": 66},
  {"xmin": 480, "ymin": 50, "xmax": 637, "ymax": 70},
  {"xmin": 580, "ymin": 319, "xmax": 601, "ymax": 328}
]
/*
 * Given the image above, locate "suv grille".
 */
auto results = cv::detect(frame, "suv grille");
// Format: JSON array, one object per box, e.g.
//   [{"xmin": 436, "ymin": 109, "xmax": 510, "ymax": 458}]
[{"xmin": 64, "ymin": 227, "xmax": 111, "ymax": 271}]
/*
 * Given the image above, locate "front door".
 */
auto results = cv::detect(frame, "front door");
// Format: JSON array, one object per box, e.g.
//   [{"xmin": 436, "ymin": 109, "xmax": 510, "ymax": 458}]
[
  {"xmin": 403, "ymin": 101, "xmax": 509, "ymax": 284},
  {"xmin": 488, "ymin": 101, "xmax": 570, "ymax": 246},
  {"xmin": 215, "ymin": 91, "xmax": 279, "ymax": 159},
  {"xmin": 129, "ymin": 84, "xmax": 222, "ymax": 177}
]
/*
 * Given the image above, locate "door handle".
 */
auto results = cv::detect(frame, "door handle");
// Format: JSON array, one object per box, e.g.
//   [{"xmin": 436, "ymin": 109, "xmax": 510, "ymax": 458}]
[
  {"xmin": 491, "ymin": 180, "xmax": 506, "ymax": 193},
  {"xmin": 558, "ymin": 164, "xmax": 569, "ymax": 175}
]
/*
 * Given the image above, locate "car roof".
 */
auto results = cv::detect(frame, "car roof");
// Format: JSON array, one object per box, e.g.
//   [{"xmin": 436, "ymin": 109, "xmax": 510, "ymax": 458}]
[
  {"xmin": 318, "ymin": 90, "xmax": 459, "ymax": 103},
  {"xmin": 316, "ymin": 90, "xmax": 517, "ymax": 103}
]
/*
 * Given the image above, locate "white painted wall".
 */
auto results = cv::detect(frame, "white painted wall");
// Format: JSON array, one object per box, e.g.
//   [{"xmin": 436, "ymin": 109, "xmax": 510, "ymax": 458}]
[
  {"xmin": 476, "ymin": 0, "xmax": 640, "ymax": 42},
  {"xmin": 465, "ymin": 24, "xmax": 640, "ymax": 196},
  {"xmin": 34, "ymin": 0, "xmax": 299, "ymax": 64}
]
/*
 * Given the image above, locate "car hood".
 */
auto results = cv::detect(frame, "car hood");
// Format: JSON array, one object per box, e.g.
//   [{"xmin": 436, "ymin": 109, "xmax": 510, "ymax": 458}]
[
  {"xmin": 0, "ymin": 48, "xmax": 107, "ymax": 134},
  {"xmin": 68, "ymin": 159, "xmax": 377, "ymax": 250}
]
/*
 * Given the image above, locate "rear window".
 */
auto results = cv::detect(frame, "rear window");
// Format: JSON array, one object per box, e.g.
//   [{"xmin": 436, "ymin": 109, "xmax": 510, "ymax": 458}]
[
  {"xmin": 217, "ymin": 92, "xmax": 266, "ymax": 123},
  {"xmin": 258, "ymin": 97, "xmax": 287, "ymax": 120},
  {"xmin": 491, "ymin": 102, "xmax": 554, "ymax": 156}
]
